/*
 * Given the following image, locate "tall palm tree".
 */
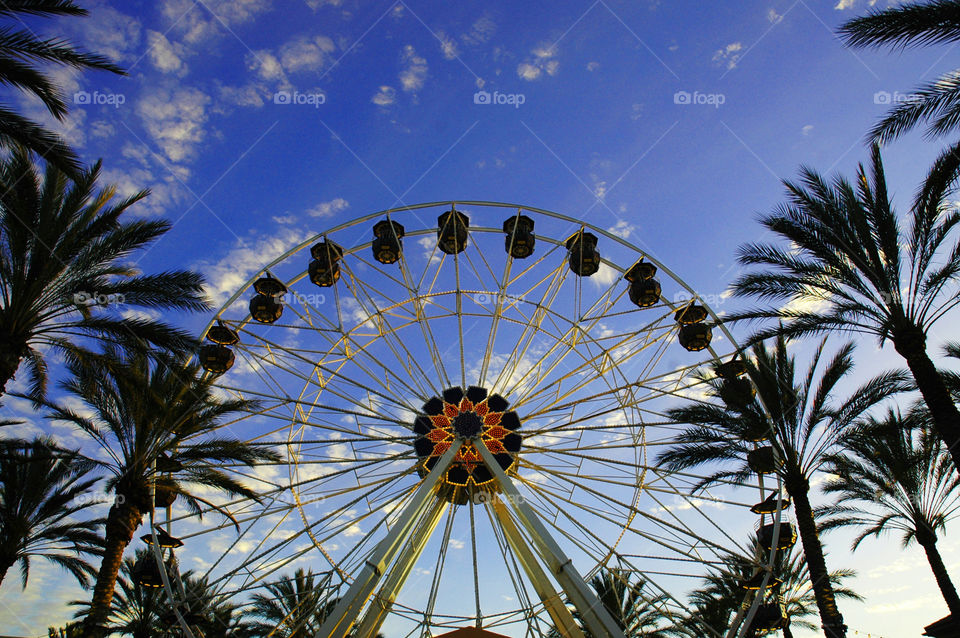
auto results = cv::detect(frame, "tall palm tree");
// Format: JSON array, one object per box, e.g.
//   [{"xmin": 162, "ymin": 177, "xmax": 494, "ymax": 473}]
[
  {"xmin": 249, "ymin": 568, "xmax": 338, "ymax": 638},
  {"xmin": 0, "ymin": 147, "xmax": 208, "ymax": 400},
  {"xmin": 35, "ymin": 347, "xmax": 280, "ymax": 638},
  {"xmin": 729, "ymin": 143, "xmax": 960, "ymax": 471},
  {"xmin": 657, "ymin": 336, "xmax": 904, "ymax": 638},
  {"xmin": 838, "ymin": 0, "xmax": 960, "ymax": 147},
  {"xmin": 0, "ymin": 1, "xmax": 125, "ymax": 176},
  {"xmin": 820, "ymin": 410, "xmax": 960, "ymax": 617},
  {"xmin": 0, "ymin": 436, "xmax": 103, "ymax": 588}
]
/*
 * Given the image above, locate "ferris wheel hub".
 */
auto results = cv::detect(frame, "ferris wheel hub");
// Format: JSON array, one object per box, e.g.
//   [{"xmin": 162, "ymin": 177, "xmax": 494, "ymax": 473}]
[{"xmin": 412, "ymin": 385, "xmax": 523, "ymax": 504}]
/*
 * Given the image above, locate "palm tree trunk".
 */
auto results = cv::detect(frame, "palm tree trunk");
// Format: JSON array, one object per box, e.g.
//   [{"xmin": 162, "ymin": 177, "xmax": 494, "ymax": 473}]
[
  {"xmin": 916, "ymin": 527, "xmax": 960, "ymax": 617},
  {"xmin": 0, "ymin": 340, "xmax": 23, "ymax": 396},
  {"xmin": 894, "ymin": 330, "xmax": 960, "ymax": 471},
  {"xmin": 787, "ymin": 478, "xmax": 847, "ymax": 638},
  {"xmin": 782, "ymin": 622, "xmax": 795, "ymax": 638},
  {"xmin": 81, "ymin": 502, "xmax": 142, "ymax": 638}
]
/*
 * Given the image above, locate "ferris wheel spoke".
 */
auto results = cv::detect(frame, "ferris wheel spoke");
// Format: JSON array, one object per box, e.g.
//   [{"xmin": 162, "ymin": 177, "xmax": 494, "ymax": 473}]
[
  {"xmin": 398, "ymin": 238, "xmax": 458, "ymax": 389},
  {"xmin": 275, "ymin": 299, "xmax": 423, "ymax": 415},
  {"xmin": 337, "ymin": 257, "xmax": 446, "ymax": 401},
  {"xmin": 422, "ymin": 499, "xmax": 458, "ymax": 633},
  {"xmin": 490, "ymin": 262, "xmax": 568, "ymax": 394},
  {"xmin": 521, "ymin": 460, "xmax": 738, "ymax": 565}
]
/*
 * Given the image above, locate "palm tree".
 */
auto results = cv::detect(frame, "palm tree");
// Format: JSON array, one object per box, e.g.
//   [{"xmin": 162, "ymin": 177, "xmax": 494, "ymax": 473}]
[
  {"xmin": 675, "ymin": 542, "xmax": 860, "ymax": 638},
  {"xmin": 71, "ymin": 550, "xmax": 165, "ymax": 638},
  {"xmin": 657, "ymin": 336, "xmax": 904, "ymax": 638},
  {"xmin": 0, "ymin": 0, "xmax": 124, "ymax": 176},
  {"xmin": 73, "ymin": 549, "xmax": 257, "ymax": 638},
  {"xmin": 35, "ymin": 347, "xmax": 281, "ymax": 638},
  {"xmin": 0, "ymin": 436, "xmax": 103, "ymax": 588},
  {"xmin": 729, "ymin": 143, "xmax": 960, "ymax": 472},
  {"xmin": 838, "ymin": 1, "xmax": 960, "ymax": 147},
  {"xmin": 820, "ymin": 410, "xmax": 960, "ymax": 617},
  {"xmin": 249, "ymin": 568, "xmax": 338, "ymax": 638},
  {"xmin": 547, "ymin": 568, "xmax": 671, "ymax": 638},
  {"xmin": 0, "ymin": 147, "xmax": 208, "ymax": 400}
]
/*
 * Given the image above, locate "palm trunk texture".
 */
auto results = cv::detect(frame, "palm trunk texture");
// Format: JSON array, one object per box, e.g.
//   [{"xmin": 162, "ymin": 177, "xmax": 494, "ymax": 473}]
[{"xmin": 787, "ymin": 478, "xmax": 847, "ymax": 638}]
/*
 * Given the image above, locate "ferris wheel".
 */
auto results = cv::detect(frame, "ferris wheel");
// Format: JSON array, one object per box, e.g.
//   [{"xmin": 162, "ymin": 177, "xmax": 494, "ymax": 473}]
[{"xmin": 145, "ymin": 202, "xmax": 793, "ymax": 638}]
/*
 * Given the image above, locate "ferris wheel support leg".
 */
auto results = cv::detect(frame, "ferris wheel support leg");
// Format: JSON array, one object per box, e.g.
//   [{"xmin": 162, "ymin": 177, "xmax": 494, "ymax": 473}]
[
  {"xmin": 352, "ymin": 498, "xmax": 450, "ymax": 638},
  {"xmin": 474, "ymin": 440, "xmax": 626, "ymax": 638},
  {"xmin": 489, "ymin": 497, "xmax": 587, "ymax": 638},
  {"xmin": 315, "ymin": 441, "xmax": 464, "ymax": 638}
]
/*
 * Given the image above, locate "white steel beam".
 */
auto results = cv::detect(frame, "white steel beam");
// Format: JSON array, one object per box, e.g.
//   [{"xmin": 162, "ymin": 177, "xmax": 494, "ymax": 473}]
[
  {"xmin": 474, "ymin": 440, "xmax": 626, "ymax": 638},
  {"xmin": 315, "ymin": 441, "xmax": 463, "ymax": 638}
]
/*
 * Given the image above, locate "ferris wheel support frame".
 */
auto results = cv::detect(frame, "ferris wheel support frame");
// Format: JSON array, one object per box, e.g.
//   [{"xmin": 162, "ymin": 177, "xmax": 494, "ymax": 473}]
[
  {"xmin": 315, "ymin": 434, "xmax": 628, "ymax": 638},
  {"xmin": 316, "ymin": 441, "xmax": 464, "ymax": 638},
  {"xmin": 352, "ymin": 498, "xmax": 450, "ymax": 638},
  {"xmin": 474, "ymin": 439, "xmax": 626, "ymax": 638},
  {"xmin": 489, "ymin": 497, "xmax": 586, "ymax": 638}
]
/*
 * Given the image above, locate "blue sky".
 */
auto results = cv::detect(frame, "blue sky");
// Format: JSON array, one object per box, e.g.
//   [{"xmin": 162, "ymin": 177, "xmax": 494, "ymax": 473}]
[{"xmin": 2, "ymin": 0, "xmax": 960, "ymax": 636}]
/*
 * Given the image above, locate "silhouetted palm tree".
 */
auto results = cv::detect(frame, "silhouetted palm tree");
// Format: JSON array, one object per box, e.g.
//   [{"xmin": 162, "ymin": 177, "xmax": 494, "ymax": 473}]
[
  {"xmin": 548, "ymin": 568, "xmax": 671, "ymax": 638},
  {"xmin": 249, "ymin": 568, "xmax": 338, "ymax": 638},
  {"xmin": 657, "ymin": 336, "xmax": 903, "ymax": 638},
  {"xmin": 675, "ymin": 541, "xmax": 860, "ymax": 638},
  {"xmin": 730, "ymin": 144, "xmax": 960, "ymax": 471},
  {"xmin": 72, "ymin": 550, "xmax": 165, "ymax": 638},
  {"xmin": 821, "ymin": 410, "xmax": 960, "ymax": 616},
  {"xmin": 0, "ymin": 436, "xmax": 103, "ymax": 588},
  {"xmin": 0, "ymin": 1, "xmax": 124, "ymax": 176},
  {"xmin": 72, "ymin": 549, "xmax": 256, "ymax": 638},
  {"xmin": 36, "ymin": 347, "xmax": 280, "ymax": 637},
  {"xmin": 0, "ymin": 147, "xmax": 208, "ymax": 400},
  {"xmin": 838, "ymin": 0, "xmax": 960, "ymax": 147}
]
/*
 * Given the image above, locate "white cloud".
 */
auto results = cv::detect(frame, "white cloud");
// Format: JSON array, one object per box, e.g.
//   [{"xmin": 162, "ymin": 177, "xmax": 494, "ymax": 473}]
[
  {"xmin": 147, "ymin": 30, "xmax": 187, "ymax": 76},
  {"xmin": 248, "ymin": 50, "xmax": 286, "ymax": 83},
  {"xmin": 586, "ymin": 61, "xmax": 600, "ymax": 72},
  {"xmin": 307, "ymin": 198, "xmax": 349, "ymax": 218},
  {"xmin": 72, "ymin": 3, "xmax": 142, "ymax": 64},
  {"xmin": 517, "ymin": 43, "xmax": 559, "ymax": 81},
  {"xmin": 306, "ymin": 0, "xmax": 342, "ymax": 7},
  {"xmin": 219, "ymin": 83, "xmax": 265, "ymax": 108},
  {"xmin": 198, "ymin": 225, "xmax": 309, "ymax": 306},
  {"xmin": 608, "ymin": 220, "xmax": 636, "ymax": 238},
  {"xmin": 461, "ymin": 16, "xmax": 496, "ymax": 46},
  {"xmin": 372, "ymin": 85, "xmax": 396, "ymax": 106},
  {"xmin": 712, "ymin": 42, "xmax": 743, "ymax": 70},
  {"xmin": 437, "ymin": 32, "xmax": 460, "ymax": 60},
  {"xmin": 399, "ymin": 45, "xmax": 428, "ymax": 92},
  {"xmin": 136, "ymin": 86, "xmax": 211, "ymax": 163},
  {"xmin": 802, "ymin": 124, "xmax": 814, "ymax": 136},
  {"xmin": 767, "ymin": 8, "xmax": 783, "ymax": 23},
  {"xmin": 280, "ymin": 35, "xmax": 336, "ymax": 73},
  {"xmin": 161, "ymin": 0, "xmax": 272, "ymax": 46},
  {"xmin": 835, "ymin": 0, "xmax": 856, "ymax": 9}
]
